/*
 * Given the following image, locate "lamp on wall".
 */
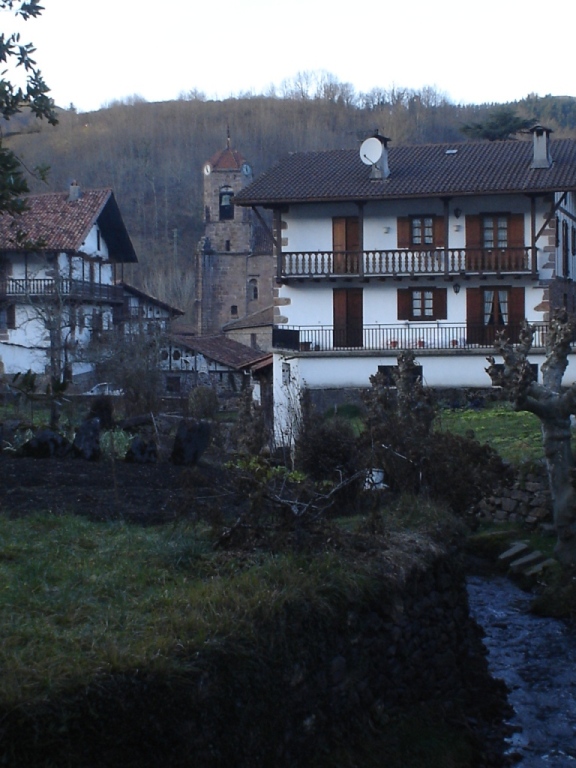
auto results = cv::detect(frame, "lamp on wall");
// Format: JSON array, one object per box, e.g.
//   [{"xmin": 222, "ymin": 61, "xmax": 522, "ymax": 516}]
[
  {"xmin": 454, "ymin": 207, "xmax": 462, "ymax": 219},
  {"xmin": 453, "ymin": 283, "xmax": 461, "ymax": 294}
]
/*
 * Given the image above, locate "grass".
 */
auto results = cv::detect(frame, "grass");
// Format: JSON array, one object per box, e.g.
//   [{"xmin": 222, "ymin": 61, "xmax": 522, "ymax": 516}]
[
  {"xmin": 0, "ymin": 513, "xmax": 375, "ymax": 708},
  {"xmin": 434, "ymin": 401, "xmax": 546, "ymax": 464}
]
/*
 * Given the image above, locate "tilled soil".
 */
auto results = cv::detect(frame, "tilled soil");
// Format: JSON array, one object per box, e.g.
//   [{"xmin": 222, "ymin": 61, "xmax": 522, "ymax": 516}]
[{"xmin": 0, "ymin": 454, "xmax": 192, "ymax": 524}]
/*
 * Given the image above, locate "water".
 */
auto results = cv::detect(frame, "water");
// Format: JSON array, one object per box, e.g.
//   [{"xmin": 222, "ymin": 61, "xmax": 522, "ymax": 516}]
[{"xmin": 467, "ymin": 575, "xmax": 576, "ymax": 767}]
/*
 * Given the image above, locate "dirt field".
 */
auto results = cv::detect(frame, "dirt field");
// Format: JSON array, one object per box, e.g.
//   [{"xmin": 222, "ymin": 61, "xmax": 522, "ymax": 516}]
[{"xmin": 0, "ymin": 454, "xmax": 191, "ymax": 524}]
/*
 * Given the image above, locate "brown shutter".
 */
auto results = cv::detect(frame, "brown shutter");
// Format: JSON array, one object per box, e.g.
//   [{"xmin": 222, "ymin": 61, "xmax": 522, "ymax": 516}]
[
  {"xmin": 346, "ymin": 217, "xmax": 360, "ymax": 251},
  {"xmin": 508, "ymin": 214, "xmax": 524, "ymax": 247},
  {"xmin": 508, "ymin": 286, "xmax": 525, "ymax": 342},
  {"xmin": 397, "ymin": 217, "xmax": 410, "ymax": 248},
  {"xmin": 466, "ymin": 287, "xmax": 483, "ymax": 344},
  {"xmin": 333, "ymin": 288, "xmax": 347, "ymax": 347},
  {"xmin": 465, "ymin": 215, "xmax": 482, "ymax": 247},
  {"xmin": 433, "ymin": 216, "xmax": 445, "ymax": 247},
  {"xmin": 348, "ymin": 288, "xmax": 363, "ymax": 347},
  {"xmin": 333, "ymin": 218, "xmax": 346, "ymax": 252},
  {"xmin": 398, "ymin": 289, "xmax": 411, "ymax": 320},
  {"xmin": 433, "ymin": 288, "xmax": 447, "ymax": 319},
  {"xmin": 7, "ymin": 304, "xmax": 15, "ymax": 329}
]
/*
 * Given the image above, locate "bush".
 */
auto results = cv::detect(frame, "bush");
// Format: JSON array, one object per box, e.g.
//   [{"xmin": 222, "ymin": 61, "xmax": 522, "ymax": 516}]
[{"xmin": 188, "ymin": 386, "xmax": 219, "ymax": 420}]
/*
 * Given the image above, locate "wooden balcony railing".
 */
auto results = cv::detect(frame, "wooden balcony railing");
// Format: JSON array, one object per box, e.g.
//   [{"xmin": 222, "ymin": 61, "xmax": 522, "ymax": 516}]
[
  {"xmin": 273, "ymin": 322, "xmax": 549, "ymax": 352},
  {"xmin": 280, "ymin": 247, "xmax": 535, "ymax": 279},
  {"xmin": 0, "ymin": 278, "xmax": 124, "ymax": 303}
]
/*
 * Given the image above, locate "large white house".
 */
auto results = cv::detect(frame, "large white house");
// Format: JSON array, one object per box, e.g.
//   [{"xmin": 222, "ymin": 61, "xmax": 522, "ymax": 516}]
[
  {"xmin": 236, "ymin": 127, "xmax": 576, "ymax": 444},
  {"xmin": 0, "ymin": 184, "xmax": 138, "ymax": 382}
]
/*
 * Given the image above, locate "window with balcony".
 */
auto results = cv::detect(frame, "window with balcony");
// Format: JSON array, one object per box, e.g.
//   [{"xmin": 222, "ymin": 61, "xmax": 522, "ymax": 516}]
[
  {"xmin": 466, "ymin": 286, "xmax": 524, "ymax": 344},
  {"xmin": 397, "ymin": 215, "xmax": 444, "ymax": 249},
  {"xmin": 466, "ymin": 213, "xmax": 524, "ymax": 271},
  {"xmin": 397, "ymin": 287, "xmax": 447, "ymax": 321}
]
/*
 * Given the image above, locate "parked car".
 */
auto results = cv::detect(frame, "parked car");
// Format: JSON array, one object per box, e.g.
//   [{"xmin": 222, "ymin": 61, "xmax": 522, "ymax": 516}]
[{"xmin": 82, "ymin": 382, "xmax": 123, "ymax": 397}]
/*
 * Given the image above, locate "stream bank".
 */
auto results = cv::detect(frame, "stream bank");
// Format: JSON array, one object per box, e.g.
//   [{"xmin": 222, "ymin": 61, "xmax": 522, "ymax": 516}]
[{"xmin": 467, "ymin": 574, "xmax": 576, "ymax": 767}]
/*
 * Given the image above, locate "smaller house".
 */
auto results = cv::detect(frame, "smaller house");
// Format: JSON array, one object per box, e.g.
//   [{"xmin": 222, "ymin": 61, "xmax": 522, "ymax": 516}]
[
  {"xmin": 116, "ymin": 283, "xmax": 184, "ymax": 336},
  {"xmin": 161, "ymin": 330, "xmax": 272, "ymax": 403}
]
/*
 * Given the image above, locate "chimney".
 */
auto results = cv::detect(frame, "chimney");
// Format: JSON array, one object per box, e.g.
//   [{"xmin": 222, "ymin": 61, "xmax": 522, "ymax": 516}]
[
  {"xmin": 530, "ymin": 125, "xmax": 553, "ymax": 169},
  {"xmin": 68, "ymin": 180, "xmax": 81, "ymax": 202}
]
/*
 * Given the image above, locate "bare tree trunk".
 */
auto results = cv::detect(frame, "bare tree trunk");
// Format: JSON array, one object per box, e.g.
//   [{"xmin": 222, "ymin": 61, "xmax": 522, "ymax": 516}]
[{"xmin": 487, "ymin": 310, "xmax": 576, "ymax": 566}]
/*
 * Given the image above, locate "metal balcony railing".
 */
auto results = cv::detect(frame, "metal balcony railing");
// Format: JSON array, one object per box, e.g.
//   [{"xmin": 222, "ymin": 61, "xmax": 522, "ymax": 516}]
[
  {"xmin": 280, "ymin": 247, "xmax": 535, "ymax": 279},
  {"xmin": 0, "ymin": 278, "xmax": 124, "ymax": 303},
  {"xmin": 273, "ymin": 322, "xmax": 549, "ymax": 352}
]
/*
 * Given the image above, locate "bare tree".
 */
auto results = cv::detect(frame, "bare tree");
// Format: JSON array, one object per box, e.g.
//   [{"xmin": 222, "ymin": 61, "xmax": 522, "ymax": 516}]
[{"xmin": 486, "ymin": 309, "xmax": 576, "ymax": 565}]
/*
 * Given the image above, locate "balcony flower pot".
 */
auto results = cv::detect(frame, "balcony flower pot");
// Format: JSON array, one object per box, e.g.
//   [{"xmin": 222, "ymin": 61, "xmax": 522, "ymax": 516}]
[
  {"xmin": 451, "ymin": 339, "xmax": 459, "ymax": 347},
  {"xmin": 389, "ymin": 340, "xmax": 398, "ymax": 349}
]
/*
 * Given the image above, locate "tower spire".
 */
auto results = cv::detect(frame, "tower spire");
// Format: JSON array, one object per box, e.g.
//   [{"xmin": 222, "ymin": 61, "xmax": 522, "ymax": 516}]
[{"xmin": 226, "ymin": 123, "xmax": 231, "ymax": 149}]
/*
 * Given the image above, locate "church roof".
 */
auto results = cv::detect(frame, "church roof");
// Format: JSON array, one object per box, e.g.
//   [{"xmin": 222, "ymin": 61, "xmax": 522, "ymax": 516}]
[{"xmin": 208, "ymin": 143, "xmax": 246, "ymax": 172}]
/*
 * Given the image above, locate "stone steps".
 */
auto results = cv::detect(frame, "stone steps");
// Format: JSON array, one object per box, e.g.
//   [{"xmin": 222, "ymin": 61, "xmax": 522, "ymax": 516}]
[{"xmin": 498, "ymin": 540, "xmax": 556, "ymax": 578}]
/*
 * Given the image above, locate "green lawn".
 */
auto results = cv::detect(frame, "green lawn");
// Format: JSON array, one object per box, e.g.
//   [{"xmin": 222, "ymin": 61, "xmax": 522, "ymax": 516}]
[{"xmin": 434, "ymin": 402, "xmax": 546, "ymax": 464}]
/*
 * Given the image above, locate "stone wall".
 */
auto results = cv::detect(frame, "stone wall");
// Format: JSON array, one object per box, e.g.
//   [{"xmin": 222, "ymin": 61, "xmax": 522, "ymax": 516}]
[{"xmin": 470, "ymin": 463, "xmax": 552, "ymax": 527}]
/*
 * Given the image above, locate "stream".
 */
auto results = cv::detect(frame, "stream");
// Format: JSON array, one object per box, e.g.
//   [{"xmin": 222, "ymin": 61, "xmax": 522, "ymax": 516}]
[{"xmin": 467, "ymin": 576, "xmax": 576, "ymax": 767}]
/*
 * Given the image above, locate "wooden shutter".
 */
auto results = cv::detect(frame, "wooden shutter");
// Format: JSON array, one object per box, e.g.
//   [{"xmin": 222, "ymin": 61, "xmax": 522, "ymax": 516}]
[
  {"xmin": 508, "ymin": 214, "xmax": 524, "ymax": 247},
  {"xmin": 348, "ymin": 288, "xmax": 363, "ymax": 347},
  {"xmin": 333, "ymin": 218, "xmax": 346, "ymax": 273},
  {"xmin": 508, "ymin": 287, "xmax": 525, "ymax": 342},
  {"xmin": 433, "ymin": 216, "xmax": 445, "ymax": 248},
  {"xmin": 333, "ymin": 288, "xmax": 347, "ymax": 347},
  {"xmin": 6, "ymin": 304, "xmax": 15, "ymax": 329},
  {"xmin": 397, "ymin": 289, "xmax": 411, "ymax": 320},
  {"xmin": 397, "ymin": 217, "xmax": 410, "ymax": 248},
  {"xmin": 433, "ymin": 288, "xmax": 447, "ymax": 319},
  {"xmin": 465, "ymin": 215, "xmax": 482, "ymax": 247},
  {"xmin": 346, "ymin": 217, "xmax": 360, "ymax": 251},
  {"xmin": 466, "ymin": 287, "xmax": 483, "ymax": 344},
  {"xmin": 466, "ymin": 215, "xmax": 482, "ymax": 271}
]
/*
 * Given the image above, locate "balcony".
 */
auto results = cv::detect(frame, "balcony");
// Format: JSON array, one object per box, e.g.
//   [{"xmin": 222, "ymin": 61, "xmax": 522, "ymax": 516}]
[
  {"xmin": 280, "ymin": 247, "xmax": 536, "ymax": 280},
  {"xmin": 273, "ymin": 322, "xmax": 548, "ymax": 352},
  {"xmin": 0, "ymin": 278, "xmax": 124, "ymax": 304}
]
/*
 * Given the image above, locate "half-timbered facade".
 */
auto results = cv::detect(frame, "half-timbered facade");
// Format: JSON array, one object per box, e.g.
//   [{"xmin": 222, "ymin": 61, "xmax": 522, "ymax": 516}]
[
  {"xmin": 0, "ymin": 184, "xmax": 138, "ymax": 381},
  {"xmin": 236, "ymin": 127, "xmax": 576, "ymax": 444}
]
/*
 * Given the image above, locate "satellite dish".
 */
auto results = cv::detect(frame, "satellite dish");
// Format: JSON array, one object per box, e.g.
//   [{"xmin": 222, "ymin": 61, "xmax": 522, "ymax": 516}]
[{"xmin": 360, "ymin": 136, "xmax": 383, "ymax": 166}]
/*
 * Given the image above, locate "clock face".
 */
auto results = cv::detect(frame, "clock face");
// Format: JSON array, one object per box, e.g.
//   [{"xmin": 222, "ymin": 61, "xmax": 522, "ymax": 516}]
[{"xmin": 203, "ymin": 163, "xmax": 211, "ymax": 175}]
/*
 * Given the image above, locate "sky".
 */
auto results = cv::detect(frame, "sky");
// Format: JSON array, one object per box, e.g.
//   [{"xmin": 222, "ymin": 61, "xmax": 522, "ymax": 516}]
[{"xmin": 8, "ymin": 0, "xmax": 576, "ymax": 113}]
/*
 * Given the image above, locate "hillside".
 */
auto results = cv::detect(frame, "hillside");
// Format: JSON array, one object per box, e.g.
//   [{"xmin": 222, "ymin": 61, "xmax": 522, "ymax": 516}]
[{"xmin": 5, "ymin": 89, "xmax": 576, "ymax": 317}]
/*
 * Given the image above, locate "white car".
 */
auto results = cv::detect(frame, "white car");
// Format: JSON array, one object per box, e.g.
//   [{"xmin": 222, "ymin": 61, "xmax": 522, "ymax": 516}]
[{"xmin": 83, "ymin": 382, "xmax": 123, "ymax": 397}]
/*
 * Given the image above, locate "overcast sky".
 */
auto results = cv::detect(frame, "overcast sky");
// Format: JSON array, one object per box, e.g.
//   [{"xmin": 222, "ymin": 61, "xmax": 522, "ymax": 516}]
[{"xmin": 9, "ymin": 0, "xmax": 576, "ymax": 113}]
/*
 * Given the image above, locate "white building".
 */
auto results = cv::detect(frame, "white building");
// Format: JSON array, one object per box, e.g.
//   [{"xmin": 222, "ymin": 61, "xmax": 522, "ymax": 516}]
[
  {"xmin": 236, "ymin": 127, "xmax": 576, "ymax": 444},
  {"xmin": 0, "ymin": 184, "xmax": 138, "ymax": 382}
]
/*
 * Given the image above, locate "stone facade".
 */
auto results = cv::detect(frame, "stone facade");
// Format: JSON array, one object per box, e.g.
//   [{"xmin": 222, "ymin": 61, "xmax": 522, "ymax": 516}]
[{"xmin": 194, "ymin": 140, "xmax": 274, "ymax": 341}]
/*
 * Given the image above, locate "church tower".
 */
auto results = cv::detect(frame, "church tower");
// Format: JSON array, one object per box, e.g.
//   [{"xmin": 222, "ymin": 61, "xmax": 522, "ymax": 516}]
[{"xmin": 195, "ymin": 134, "xmax": 273, "ymax": 343}]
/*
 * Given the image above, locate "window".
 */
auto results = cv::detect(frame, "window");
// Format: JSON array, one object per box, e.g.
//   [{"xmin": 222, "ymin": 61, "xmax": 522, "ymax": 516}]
[
  {"xmin": 282, "ymin": 362, "xmax": 291, "ymax": 386},
  {"xmin": 219, "ymin": 186, "xmax": 234, "ymax": 220},
  {"xmin": 248, "ymin": 278, "xmax": 258, "ymax": 301},
  {"xmin": 231, "ymin": 304, "xmax": 238, "ymax": 316},
  {"xmin": 563, "ymin": 220, "xmax": 570, "ymax": 277},
  {"xmin": 397, "ymin": 215, "xmax": 444, "ymax": 249},
  {"xmin": 483, "ymin": 215, "xmax": 508, "ymax": 248},
  {"xmin": 333, "ymin": 288, "xmax": 363, "ymax": 348},
  {"xmin": 411, "ymin": 216, "xmax": 434, "ymax": 246},
  {"xmin": 466, "ymin": 286, "xmax": 525, "ymax": 344},
  {"xmin": 0, "ymin": 303, "xmax": 15, "ymax": 330},
  {"xmin": 397, "ymin": 288, "xmax": 447, "ymax": 321}
]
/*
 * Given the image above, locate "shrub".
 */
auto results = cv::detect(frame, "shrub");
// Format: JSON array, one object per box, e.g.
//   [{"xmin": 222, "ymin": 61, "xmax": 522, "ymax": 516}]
[{"xmin": 188, "ymin": 386, "xmax": 219, "ymax": 420}]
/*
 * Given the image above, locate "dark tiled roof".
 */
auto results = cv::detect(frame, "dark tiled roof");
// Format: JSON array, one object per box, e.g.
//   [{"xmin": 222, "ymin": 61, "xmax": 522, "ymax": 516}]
[
  {"xmin": 120, "ymin": 283, "xmax": 184, "ymax": 316},
  {"xmin": 0, "ymin": 188, "xmax": 137, "ymax": 262},
  {"xmin": 223, "ymin": 306, "xmax": 274, "ymax": 330},
  {"xmin": 169, "ymin": 333, "xmax": 268, "ymax": 370},
  {"xmin": 235, "ymin": 138, "xmax": 576, "ymax": 205}
]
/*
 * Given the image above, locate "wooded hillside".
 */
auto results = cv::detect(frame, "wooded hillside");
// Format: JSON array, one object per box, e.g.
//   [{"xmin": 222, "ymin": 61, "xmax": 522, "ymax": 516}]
[{"xmin": 5, "ymin": 81, "xmax": 576, "ymax": 318}]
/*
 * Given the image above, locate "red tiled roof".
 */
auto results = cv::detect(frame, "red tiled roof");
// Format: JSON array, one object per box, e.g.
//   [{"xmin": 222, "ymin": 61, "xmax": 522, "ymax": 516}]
[
  {"xmin": 235, "ymin": 138, "xmax": 576, "ymax": 205},
  {"xmin": 208, "ymin": 146, "xmax": 246, "ymax": 172},
  {"xmin": 0, "ymin": 188, "xmax": 137, "ymax": 262}
]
